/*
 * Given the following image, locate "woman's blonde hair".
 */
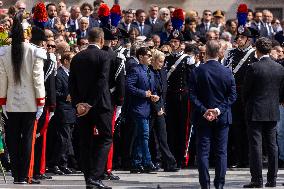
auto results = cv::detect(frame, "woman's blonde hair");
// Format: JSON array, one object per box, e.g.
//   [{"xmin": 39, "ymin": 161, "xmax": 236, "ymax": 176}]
[{"xmin": 151, "ymin": 49, "xmax": 165, "ymax": 62}]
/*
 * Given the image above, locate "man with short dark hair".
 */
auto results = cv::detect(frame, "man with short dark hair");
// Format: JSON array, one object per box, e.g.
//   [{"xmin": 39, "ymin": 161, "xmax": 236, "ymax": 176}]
[
  {"xmin": 189, "ymin": 40, "xmax": 237, "ymax": 189},
  {"xmin": 251, "ymin": 11, "xmax": 266, "ymax": 37},
  {"xmin": 126, "ymin": 47, "xmax": 158, "ymax": 173},
  {"xmin": 46, "ymin": 3, "xmax": 58, "ymax": 29},
  {"xmin": 197, "ymin": 10, "xmax": 216, "ymax": 39},
  {"xmin": 69, "ymin": 27, "xmax": 112, "ymax": 189},
  {"xmin": 118, "ymin": 11, "xmax": 135, "ymax": 33},
  {"xmin": 243, "ymin": 37, "xmax": 284, "ymax": 188},
  {"xmin": 133, "ymin": 9, "xmax": 152, "ymax": 38}
]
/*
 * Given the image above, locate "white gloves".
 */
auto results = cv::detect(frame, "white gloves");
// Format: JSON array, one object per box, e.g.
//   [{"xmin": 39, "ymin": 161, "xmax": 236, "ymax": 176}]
[
  {"xmin": 2, "ymin": 105, "xmax": 7, "ymax": 119},
  {"xmin": 36, "ymin": 106, "xmax": 44, "ymax": 120}
]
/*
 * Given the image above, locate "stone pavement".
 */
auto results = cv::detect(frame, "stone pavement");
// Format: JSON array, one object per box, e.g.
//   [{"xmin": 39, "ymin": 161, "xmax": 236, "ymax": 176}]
[{"xmin": 0, "ymin": 169, "xmax": 283, "ymax": 188}]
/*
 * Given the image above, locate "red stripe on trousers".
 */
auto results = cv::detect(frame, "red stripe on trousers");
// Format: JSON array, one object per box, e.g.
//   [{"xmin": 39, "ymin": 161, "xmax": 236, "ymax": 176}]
[
  {"xmin": 184, "ymin": 100, "xmax": 191, "ymax": 167},
  {"xmin": 28, "ymin": 120, "xmax": 38, "ymax": 183},
  {"xmin": 40, "ymin": 109, "xmax": 50, "ymax": 174},
  {"xmin": 106, "ymin": 106, "xmax": 116, "ymax": 173}
]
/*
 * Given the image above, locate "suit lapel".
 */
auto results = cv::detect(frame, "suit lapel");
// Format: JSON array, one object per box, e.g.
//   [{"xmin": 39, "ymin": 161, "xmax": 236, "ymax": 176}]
[{"xmin": 59, "ymin": 67, "xmax": 69, "ymax": 84}]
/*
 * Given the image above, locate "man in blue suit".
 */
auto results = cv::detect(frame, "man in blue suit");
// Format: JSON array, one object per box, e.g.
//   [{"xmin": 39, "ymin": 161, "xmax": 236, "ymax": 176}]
[
  {"xmin": 126, "ymin": 47, "xmax": 158, "ymax": 173},
  {"xmin": 189, "ymin": 40, "xmax": 237, "ymax": 189}
]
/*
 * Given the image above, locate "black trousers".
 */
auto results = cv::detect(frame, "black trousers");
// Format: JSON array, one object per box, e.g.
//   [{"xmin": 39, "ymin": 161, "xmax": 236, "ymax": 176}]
[
  {"xmin": 5, "ymin": 112, "xmax": 36, "ymax": 180},
  {"xmin": 228, "ymin": 100, "xmax": 249, "ymax": 167},
  {"xmin": 51, "ymin": 122, "xmax": 74, "ymax": 168},
  {"xmin": 77, "ymin": 108, "xmax": 112, "ymax": 181},
  {"xmin": 150, "ymin": 114, "xmax": 176, "ymax": 168},
  {"xmin": 120, "ymin": 115, "xmax": 137, "ymax": 169},
  {"xmin": 247, "ymin": 121, "xmax": 278, "ymax": 183},
  {"xmin": 166, "ymin": 92, "xmax": 189, "ymax": 167}
]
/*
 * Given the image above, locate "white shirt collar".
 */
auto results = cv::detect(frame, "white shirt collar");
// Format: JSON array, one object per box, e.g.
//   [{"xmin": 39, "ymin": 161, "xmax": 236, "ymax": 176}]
[
  {"xmin": 259, "ymin": 54, "xmax": 270, "ymax": 60},
  {"xmin": 207, "ymin": 58, "xmax": 219, "ymax": 62},
  {"xmin": 150, "ymin": 17, "xmax": 156, "ymax": 23},
  {"xmin": 88, "ymin": 43, "xmax": 101, "ymax": 49},
  {"xmin": 61, "ymin": 65, "xmax": 69, "ymax": 76}
]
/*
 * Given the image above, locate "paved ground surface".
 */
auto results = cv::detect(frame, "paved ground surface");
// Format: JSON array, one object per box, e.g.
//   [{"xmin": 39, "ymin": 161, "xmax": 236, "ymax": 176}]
[{"xmin": 0, "ymin": 169, "xmax": 283, "ymax": 188}]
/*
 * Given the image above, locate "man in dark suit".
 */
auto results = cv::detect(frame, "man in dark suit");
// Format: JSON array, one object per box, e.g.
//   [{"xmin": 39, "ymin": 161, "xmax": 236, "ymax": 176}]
[
  {"xmin": 76, "ymin": 17, "xmax": 89, "ymax": 41},
  {"xmin": 197, "ymin": 10, "xmax": 217, "ymax": 40},
  {"xmin": 69, "ymin": 28, "xmax": 112, "ymax": 189},
  {"xmin": 243, "ymin": 37, "xmax": 284, "ymax": 188},
  {"xmin": 189, "ymin": 40, "xmax": 237, "ymax": 189},
  {"xmin": 145, "ymin": 4, "xmax": 164, "ymax": 34},
  {"xmin": 101, "ymin": 27, "xmax": 125, "ymax": 180},
  {"xmin": 50, "ymin": 51, "xmax": 76, "ymax": 175},
  {"xmin": 118, "ymin": 10, "xmax": 135, "ymax": 33},
  {"xmin": 250, "ymin": 11, "xmax": 267, "ymax": 38},
  {"xmin": 133, "ymin": 9, "xmax": 152, "ymax": 38},
  {"xmin": 126, "ymin": 47, "xmax": 158, "ymax": 173}
]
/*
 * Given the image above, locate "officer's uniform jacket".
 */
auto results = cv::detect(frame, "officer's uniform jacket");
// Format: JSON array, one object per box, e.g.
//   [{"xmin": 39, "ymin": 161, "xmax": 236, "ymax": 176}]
[
  {"xmin": 165, "ymin": 51, "xmax": 196, "ymax": 93},
  {"xmin": 0, "ymin": 42, "xmax": 45, "ymax": 112},
  {"xmin": 223, "ymin": 45, "xmax": 258, "ymax": 122}
]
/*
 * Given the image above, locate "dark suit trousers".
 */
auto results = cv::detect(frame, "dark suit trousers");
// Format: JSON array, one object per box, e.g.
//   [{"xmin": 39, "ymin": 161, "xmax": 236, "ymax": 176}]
[
  {"xmin": 166, "ymin": 92, "xmax": 190, "ymax": 167},
  {"xmin": 120, "ymin": 115, "xmax": 138, "ymax": 169},
  {"xmin": 77, "ymin": 109, "xmax": 112, "ymax": 181},
  {"xmin": 196, "ymin": 122, "xmax": 229, "ymax": 188},
  {"xmin": 5, "ymin": 112, "xmax": 36, "ymax": 180},
  {"xmin": 51, "ymin": 122, "xmax": 74, "ymax": 168},
  {"xmin": 150, "ymin": 114, "xmax": 176, "ymax": 168},
  {"xmin": 247, "ymin": 121, "xmax": 278, "ymax": 183}
]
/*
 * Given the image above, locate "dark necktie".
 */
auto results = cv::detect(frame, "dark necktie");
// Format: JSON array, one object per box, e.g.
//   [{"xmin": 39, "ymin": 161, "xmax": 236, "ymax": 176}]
[
  {"xmin": 205, "ymin": 24, "xmax": 209, "ymax": 32},
  {"xmin": 140, "ymin": 24, "xmax": 144, "ymax": 35}
]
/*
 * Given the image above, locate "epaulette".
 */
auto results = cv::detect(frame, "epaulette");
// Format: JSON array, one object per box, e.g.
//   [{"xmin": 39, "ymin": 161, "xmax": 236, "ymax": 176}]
[
  {"xmin": 0, "ymin": 46, "xmax": 8, "ymax": 56},
  {"xmin": 35, "ymin": 47, "xmax": 47, "ymax": 60}
]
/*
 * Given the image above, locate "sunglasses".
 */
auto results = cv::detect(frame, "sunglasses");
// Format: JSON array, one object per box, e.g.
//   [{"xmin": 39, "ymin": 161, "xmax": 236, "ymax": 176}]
[
  {"xmin": 47, "ymin": 44, "xmax": 56, "ymax": 48},
  {"xmin": 162, "ymin": 51, "xmax": 169, "ymax": 54}
]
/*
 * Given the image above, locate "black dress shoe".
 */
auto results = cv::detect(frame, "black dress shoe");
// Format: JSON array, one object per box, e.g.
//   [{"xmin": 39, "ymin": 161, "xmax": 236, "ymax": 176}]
[
  {"xmin": 50, "ymin": 166, "xmax": 65, "ymax": 175},
  {"xmin": 143, "ymin": 163, "xmax": 157, "ymax": 173},
  {"xmin": 13, "ymin": 178, "xmax": 27, "ymax": 184},
  {"xmin": 130, "ymin": 165, "xmax": 144, "ymax": 173},
  {"xmin": 164, "ymin": 166, "xmax": 180, "ymax": 172},
  {"xmin": 265, "ymin": 182, "xmax": 276, "ymax": 187},
  {"xmin": 86, "ymin": 179, "xmax": 112, "ymax": 189},
  {"xmin": 102, "ymin": 172, "xmax": 120, "ymax": 180},
  {"xmin": 34, "ymin": 174, "xmax": 52, "ymax": 180},
  {"xmin": 243, "ymin": 182, "xmax": 263, "ymax": 188},
  {"xmin": 60, "ymin": 167, "xmax": 73, "ymax": 174}
]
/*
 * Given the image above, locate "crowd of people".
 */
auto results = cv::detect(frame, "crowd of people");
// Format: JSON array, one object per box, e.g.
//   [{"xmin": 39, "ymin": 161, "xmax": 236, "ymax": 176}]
[{"xmin": 0, "ymin": 0, "xmax": 284, "ymax": 189}]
